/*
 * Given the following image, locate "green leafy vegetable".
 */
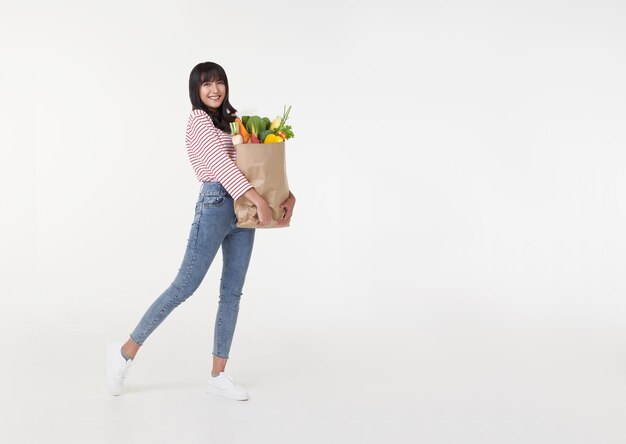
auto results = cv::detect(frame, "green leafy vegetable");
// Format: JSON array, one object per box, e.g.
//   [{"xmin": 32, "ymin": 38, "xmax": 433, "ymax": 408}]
[
  {"xmin": 245, "ymin": 116, "xmax": 267, "ymax": 137},
  {"xmin": 281, "ymin": 125, "xmax": 294, "ymax": 140}
]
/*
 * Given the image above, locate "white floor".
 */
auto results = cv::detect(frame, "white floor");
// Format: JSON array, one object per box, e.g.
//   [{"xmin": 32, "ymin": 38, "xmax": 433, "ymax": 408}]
[{"xmin": 3, "ymin": 297, "xmax": 626, "ymax": 444}]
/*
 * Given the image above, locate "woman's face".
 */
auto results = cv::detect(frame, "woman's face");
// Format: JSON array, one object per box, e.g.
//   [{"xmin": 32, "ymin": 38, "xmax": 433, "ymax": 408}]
[{"xmin": 199, "ymin": 79, "xmax": 226, "ymax": 111}]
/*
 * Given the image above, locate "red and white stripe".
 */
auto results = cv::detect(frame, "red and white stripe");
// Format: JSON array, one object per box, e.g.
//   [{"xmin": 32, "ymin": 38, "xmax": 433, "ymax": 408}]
[{"xmin": 185, "ymin": 109, "xmax": 252, "ymax": 201}]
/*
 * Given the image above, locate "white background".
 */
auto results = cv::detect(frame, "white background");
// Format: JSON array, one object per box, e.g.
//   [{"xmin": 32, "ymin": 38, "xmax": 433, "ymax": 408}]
[{"xmin": 1, "ymin": 0, "xmax": 626, "ymax": 443}]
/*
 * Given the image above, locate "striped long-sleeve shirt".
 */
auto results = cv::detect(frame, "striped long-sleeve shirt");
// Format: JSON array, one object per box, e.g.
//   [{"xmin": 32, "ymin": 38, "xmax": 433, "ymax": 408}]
[{"xmin": 185, "ymin": 109, "xmax": 252, "ymax": 200}]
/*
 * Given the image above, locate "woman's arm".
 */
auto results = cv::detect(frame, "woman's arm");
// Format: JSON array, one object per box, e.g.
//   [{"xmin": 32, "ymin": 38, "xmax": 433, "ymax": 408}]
[
  {"xmin": 243, "ymin": 188, "xmax": 272, "ymax": 226},
  {"xmin": 186, "ymin": 111, "xmax": 252, "ymax": 200}
]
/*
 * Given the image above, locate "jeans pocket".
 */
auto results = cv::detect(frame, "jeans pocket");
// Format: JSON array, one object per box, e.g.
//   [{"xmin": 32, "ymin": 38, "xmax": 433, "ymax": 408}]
[{"xmin": 203, "ymin": 194, "xmax": 225, "ymax": 207}]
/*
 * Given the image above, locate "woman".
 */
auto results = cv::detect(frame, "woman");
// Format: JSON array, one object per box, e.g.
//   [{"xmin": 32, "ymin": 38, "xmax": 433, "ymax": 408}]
[{"xmin": 106, "ymin": 62, "xmax": 296, "ymax": 401}]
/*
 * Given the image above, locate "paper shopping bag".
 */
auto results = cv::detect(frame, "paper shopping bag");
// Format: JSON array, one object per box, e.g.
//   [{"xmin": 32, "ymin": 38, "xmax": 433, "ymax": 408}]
[{"xmin": 234, "ymin": 141, "xmax": 290, "ymax": 228}]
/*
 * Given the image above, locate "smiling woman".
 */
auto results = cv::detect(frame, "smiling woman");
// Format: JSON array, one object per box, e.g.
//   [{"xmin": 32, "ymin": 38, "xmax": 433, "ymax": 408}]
[
  {"xmin": 200, "ymin": 79, "xmax": 226, "ymax": 111},
  {"xmin": 188, "ymin": 62, "xmax": 236, "ymax": 132},
  {"xmin": 105, "ymin": 61, "xmax": 296, "ymax": 401}
]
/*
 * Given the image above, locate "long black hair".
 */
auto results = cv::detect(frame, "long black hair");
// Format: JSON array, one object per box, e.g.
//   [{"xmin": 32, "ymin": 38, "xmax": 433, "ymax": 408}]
[{"xmin": 188, "ymin": 62, "xmax": 237, "ymax": 133}]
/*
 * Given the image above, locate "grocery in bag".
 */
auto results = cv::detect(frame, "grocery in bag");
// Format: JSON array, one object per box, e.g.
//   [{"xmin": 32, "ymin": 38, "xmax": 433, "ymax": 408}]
[{"xmin": 231, "ymin": 106, "xmax": 294, "ymax": 228}]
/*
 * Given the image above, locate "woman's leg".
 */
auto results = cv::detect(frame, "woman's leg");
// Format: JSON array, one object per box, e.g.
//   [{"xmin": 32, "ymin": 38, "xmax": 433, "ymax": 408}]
[
  {"xmin": 129, "ymin": 187, "xmax": 233, "ymax": 352},
  {"xmin": 212, "ymin": 355, "xmax": 227, "ymax": 376},
  {"xmin": 212, "ymin": 225, "xmax": 255, "ymax": 374},
  {"xmin": 122, "ymin": 338, "xmax": 140, "ymax": 359}
]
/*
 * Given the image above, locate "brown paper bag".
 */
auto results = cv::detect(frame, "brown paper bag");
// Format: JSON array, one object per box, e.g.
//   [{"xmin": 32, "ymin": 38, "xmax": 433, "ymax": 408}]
[{"xmin": 234, "ymin": 141, "xmax": 290, "ymax": 228}]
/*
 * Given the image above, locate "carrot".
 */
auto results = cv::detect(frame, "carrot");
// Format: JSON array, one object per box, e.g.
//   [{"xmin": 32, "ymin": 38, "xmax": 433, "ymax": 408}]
[{"xmin": 235, "ymin": 118, "xmax": 250, "ymax": 143}]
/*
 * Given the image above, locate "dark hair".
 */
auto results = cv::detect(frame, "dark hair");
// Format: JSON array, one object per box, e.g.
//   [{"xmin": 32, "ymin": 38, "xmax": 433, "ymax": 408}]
[{"xmin": 188, "ymin": 62, "xmax": 237, "ymax": 133}]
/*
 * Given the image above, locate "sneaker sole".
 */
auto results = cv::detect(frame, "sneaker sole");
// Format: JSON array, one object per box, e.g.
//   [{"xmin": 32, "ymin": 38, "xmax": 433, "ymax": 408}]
[{"xmin": 206, "ymin": 385, "xmax": 249, "ymax": 401}]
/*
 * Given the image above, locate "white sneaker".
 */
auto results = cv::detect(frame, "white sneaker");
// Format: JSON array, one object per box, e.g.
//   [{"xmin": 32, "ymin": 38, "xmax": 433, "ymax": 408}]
[
  {"xmin": 106, "ymin": 341, "xmax": 133, "ymax": 396},
  {"xmin": 206, "ymin": 372, "xmax": 249, "ymax": 401}
]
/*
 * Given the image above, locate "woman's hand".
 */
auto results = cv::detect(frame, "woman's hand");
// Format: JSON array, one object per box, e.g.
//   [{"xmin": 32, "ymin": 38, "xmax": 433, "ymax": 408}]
[
  {"xmin": 255, "ymin": 199, "xmax": 272, "ymax": 226},
  {"xmin": 277, "ymin": 191, "xmax": 296, "ymax": 226},
  {"xmin": 243, "ymin": 188, "xmax": 272, "ymax": 227}
]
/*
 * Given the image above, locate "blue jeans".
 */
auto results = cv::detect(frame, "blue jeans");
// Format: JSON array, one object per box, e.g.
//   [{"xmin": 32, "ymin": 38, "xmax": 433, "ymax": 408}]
[{"xmin": 129, "ymin": 182, "xmax": 255, "ymax": 358}]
